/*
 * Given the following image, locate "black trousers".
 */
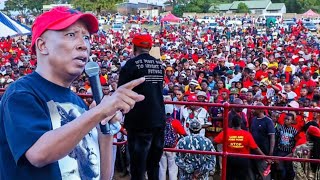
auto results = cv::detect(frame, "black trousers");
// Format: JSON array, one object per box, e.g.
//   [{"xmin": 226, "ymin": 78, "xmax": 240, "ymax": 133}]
[
  {"xmin": 227, "ymin": 157, "xmax": 254, "ymax": 180},
  {"xmin": 127, "ymin": 127, "xmax": 164, "ymax": 180}
]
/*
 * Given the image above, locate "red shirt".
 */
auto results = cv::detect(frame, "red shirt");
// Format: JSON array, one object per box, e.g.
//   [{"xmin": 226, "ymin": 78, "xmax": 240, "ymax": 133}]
[
  {"xmin": 243, "ymin": 79, "xmax": 254, "ymax": 88},
  {"xmin": 255, "ymin": 70, "xmax": 268, "ymax": 81},
  {"xmin": 234, "ymin": 60, "xmax": 246, "ymax": 68},
  {"xmin": 29, "ymin": 59, "xmax": 37, "ymax": 66},
  {"xmin": 295, "ymin": 131, "xmax": 307, "ymax": 148},
  {"xmin": 293, "ymin": 86, "xmax": 301, "ymax": 98},
  {"xmin": 214, "ymin": 128, "xmax": 258, "ymax": 154},
  {"xmin": 192, "ymin": 54, "xmax": 199, "ymax": 63},
  {"xmin": 300, "ymin": 79, "xmax": 316, "ymax": 88},
  {"xmin": 99, "ymin": 75, "xmax": 107, "ymax": 85}
]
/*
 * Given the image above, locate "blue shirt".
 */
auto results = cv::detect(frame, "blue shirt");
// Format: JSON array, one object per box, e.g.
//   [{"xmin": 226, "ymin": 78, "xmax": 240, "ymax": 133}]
[
  {"xmin": 251, "ymin": 116, "xmax": 275, "ymax": 155},
  {"xmin": 0, "ymin": 72, "xmax": 100, "ymax": 180}
]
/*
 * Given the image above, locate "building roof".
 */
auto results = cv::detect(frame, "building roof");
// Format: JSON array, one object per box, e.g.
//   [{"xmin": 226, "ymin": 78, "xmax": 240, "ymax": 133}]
[
  {"xmin": 229, "ymin": 0, "xmax": 271, "ymax": 10},
  {"xmin": 216, "ymin": 3, "xmax": 233, "ymax": 11},
  {"xmin": 267, "ymin": 3, "xmax": 285, "ymax": 10}
]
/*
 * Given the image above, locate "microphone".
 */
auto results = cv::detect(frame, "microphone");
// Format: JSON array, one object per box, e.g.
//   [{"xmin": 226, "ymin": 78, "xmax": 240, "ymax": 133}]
[{"xmin": 85, "ymin": 61, "xmax": 110, "ymax": 134}]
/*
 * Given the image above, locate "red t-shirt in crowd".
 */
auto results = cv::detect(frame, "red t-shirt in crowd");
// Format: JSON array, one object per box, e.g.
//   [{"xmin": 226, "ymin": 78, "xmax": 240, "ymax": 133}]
[
  {"xmin": 295, "ymin": 131, "xmax": 307, "ymax": 148},
  {"xmin": 214, "ymin": 128, "xmax": 258, "ymax": 154},
  {"xmin": 243, "ymin": 79, "xmax": 254, "ymax": 88},
  {"xmin": 300, "ymin": 79, "xmax": 316, "ymax": 87},
  {"xmin": 255, "ymin": 70, "xmax": 268, "ymax": 81},
  {"xmin": 278, "ymin": 113, "xmax": 305, "ymax": 132},
  {"xmin": 293, "ymin": 86, "xmax": 301, "ymax": 98},
  {"xmin": 234, "ymin": 60, "xmax": 246, "ymax": 69}
]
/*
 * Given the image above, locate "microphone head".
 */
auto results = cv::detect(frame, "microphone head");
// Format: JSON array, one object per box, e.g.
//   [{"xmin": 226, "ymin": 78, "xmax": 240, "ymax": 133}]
[{"xmin": 85, "ymin": 61, "xmax": 100, "ymax": 77}]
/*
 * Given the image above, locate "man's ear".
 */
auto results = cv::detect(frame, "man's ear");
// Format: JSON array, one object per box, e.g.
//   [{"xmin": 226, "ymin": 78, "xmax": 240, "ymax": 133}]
[{"xmin": 35, "ymin": 37, "xmax": 48, "ymax": 55}]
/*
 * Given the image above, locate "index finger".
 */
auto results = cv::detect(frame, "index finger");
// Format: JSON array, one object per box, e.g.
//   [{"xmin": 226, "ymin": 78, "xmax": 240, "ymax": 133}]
[{"xmin": 120, "ymin": 77, "xmax": 145, "ymax": 90}]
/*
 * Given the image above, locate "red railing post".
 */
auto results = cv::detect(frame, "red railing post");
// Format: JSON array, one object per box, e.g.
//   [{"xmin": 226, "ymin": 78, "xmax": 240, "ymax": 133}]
[{"xmin": 221, "ymin": 102, "xmax": 230, "ymax": 180}]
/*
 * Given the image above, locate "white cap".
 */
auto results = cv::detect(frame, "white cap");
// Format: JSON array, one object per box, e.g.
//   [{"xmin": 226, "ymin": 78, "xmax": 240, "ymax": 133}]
[
  {"xmin": 196, "ymin": 91, "xmax": 207, "ymax": 97},
  {"xmin": 240, "ymin": 88, "xmax": 248, "ymax": 93},
  {"xmin": 247, "ymin": 63, "xmax": 255, "ymax": 70},
  {"xmin": 6, "ymin": 79, "xmax": 14, "ymax": 83},
  {"xmin": 189, "ymin": 79, "xmax": 199, "ymax": 86},
  {"xmin": 287, "ymin": 92, "xmax": 297, "ymax": 100},
  {"xmin": 288, "ymin": 101, "xmax": 299, "ymax": 108}
]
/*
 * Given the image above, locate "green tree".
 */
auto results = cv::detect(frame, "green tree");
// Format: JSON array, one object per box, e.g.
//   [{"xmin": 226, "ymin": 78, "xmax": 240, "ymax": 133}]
[
  {"xmin": 179, "ymin": 0, "xmax": 215, "ymax": 13},
  {"xmin": 172, "ymin": 5, "xmax": 185, "ymax": 17},
  {"xmin": 271, "ymin": 0, "xmax": 319, "ymax": 13},
  {"xmin": 296, "ymin": 0, "xmax": 320, "ymax": 13},
  {"xmin": 71, "ymin": 0, "xmax": 121, "ymax": 14},
  {"xmin": 4, "ymin": 0, "xmax": 55, "ymax": 15},
  {"xmin": 236, "ymin": 2, "xmax": 250, "ymax": 13}
]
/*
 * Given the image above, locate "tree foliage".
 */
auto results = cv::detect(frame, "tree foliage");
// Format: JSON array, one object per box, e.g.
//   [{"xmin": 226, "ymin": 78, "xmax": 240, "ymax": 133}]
[
  {"xmin": 272, "ymin": 0, "xmax": 319, "ymax": 13},
  {"xmin": 71, "ymin": 0, "xmax": 121, "ymax": 14},
  {"xmin": 173, "ymin": 5, "xmax": 185, "ymax": 17},
  {"xmin": 236, "ymin": 2, "xmax": 250, "ymax": 13},
  {"xmin": 172, "ymin": 0, "xmax": 216, "ymax": 16},
  {"xmin": 4, "ymin": 0, "xmax": 57, "ymax": 15},
  {"xmin": 169, "ymin": 0, "xmax": 320, "ymax": 15},
  {"xmin": 296, "ymin": 0, "xmax": 320, "ymax": 13}
]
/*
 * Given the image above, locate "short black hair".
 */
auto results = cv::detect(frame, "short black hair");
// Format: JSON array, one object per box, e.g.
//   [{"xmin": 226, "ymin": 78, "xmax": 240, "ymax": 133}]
[
  {"xmin": 286, "ymin": 113, "xmax": 294, "ymax": 120},
  {"xmin": 231, "ymin": 115, "xmax": 242, "ymax": 128}
]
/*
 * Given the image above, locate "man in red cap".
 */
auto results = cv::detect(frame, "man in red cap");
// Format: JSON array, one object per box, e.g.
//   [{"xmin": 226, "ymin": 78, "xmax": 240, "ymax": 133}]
[
  {"xmin": 0, "ymin": 6, "xmax": 145, "ymax": 180},
  {"xmin": 118, "ymin": 33, "xmax": 166, "ymax": 180}
]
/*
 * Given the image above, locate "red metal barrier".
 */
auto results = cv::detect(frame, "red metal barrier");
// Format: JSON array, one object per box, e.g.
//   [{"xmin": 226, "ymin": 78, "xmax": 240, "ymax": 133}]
[
  {"xmin": 163, "ymin": 148, "xmax": 320, "ymax": 163},
  {"xmin": 165, "ymin": 100, "xmax": 320, "ymax": 180},
  {"xmin": 113, "ymin": 141, "xmax": 127, "ymax": 145},
  {"xmin": 2, "ymin": 88, "xmax": 320, "ymax": 179}
]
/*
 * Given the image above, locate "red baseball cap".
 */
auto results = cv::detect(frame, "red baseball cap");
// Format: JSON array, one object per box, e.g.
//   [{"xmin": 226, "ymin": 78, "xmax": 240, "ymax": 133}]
[
  {"xmin": 187, "ymin": 95, "xmax": 198, "ymax": 102},
  {"xmin": 307, "ymin": 125, "xmax": 320, "ymax": 138},
  {"xmin": 132, "ymin": 34, "xmax": 153, "ymax": 49},
  {"xmin": 31, "ymin": 6, "xmax": 98, "ymax": 54}
]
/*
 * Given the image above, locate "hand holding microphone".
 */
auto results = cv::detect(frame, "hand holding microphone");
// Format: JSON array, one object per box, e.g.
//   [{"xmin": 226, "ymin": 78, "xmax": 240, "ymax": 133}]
[{"xmin": 85, "ymin": 62, "xmax": 145, "ymax": 134}]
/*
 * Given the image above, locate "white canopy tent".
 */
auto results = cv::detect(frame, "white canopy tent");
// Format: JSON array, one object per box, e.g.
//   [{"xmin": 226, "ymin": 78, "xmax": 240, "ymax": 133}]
[{"xmin": 0, "ymin": 11, "xmax": 31, "ymax": 37}]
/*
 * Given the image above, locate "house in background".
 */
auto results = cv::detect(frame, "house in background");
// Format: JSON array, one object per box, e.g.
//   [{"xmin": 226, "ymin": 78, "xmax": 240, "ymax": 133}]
[
  {"xmin": 138, "ymin": 8, "xmax": 159, "ymax": 17},
  {"xmin": 43, "ymin": 4, "xmax": 73, "ymax": 12},
  {"xmin": 214, "ymin": 0, "xmax": 286, "ymax": 14},
  {"xmin": 117, "ymin": 0, "xmax": 164, "ymax": 15},
  {"xmin": 266, "ymin": 3, "xmax": 286, "ymax": 13}
]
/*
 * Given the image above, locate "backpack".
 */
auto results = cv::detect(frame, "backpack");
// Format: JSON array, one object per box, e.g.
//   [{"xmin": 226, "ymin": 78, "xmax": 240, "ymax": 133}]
[{"xmin": 164, "ymin": 117, "xmax": 178, "ymax": 148}]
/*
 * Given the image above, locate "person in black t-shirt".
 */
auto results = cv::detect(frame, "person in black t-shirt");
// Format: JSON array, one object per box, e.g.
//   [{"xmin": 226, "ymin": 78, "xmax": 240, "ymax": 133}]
[
  {"xmin": 251, "ymin": 102, "xmax": 275, "ymax": 180},
  {"xmin": 118, "ymin": 34, "xmax": 166, "ymax": 180},
  {"xmin": 0, "ymin": 7, "xmax": 145, "ymax": 180},
  {"xmin": 274, "ymin": 113, "xmax": 297, "ymax": 180}
]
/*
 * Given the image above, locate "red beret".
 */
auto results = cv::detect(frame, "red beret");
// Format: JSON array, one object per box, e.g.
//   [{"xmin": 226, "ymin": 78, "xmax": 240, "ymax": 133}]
[
  {"xmin": 132, "ymin": 34, "xmax": 153, "ymax": 48},
  {"xmin": 307, "ymin": 126, "xmax": 320, "ymax": 138}
]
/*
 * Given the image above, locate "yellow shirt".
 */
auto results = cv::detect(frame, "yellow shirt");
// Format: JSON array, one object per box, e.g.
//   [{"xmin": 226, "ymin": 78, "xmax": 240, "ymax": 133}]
[{"xmin": 268, "ymin": 62, "xmax": 278, "ymax": 69}]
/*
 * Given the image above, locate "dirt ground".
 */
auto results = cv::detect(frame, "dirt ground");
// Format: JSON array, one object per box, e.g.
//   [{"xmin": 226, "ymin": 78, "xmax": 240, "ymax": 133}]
[{"xmin": 113, "ymin": 170, "xmax": 221, "ymax": 180}]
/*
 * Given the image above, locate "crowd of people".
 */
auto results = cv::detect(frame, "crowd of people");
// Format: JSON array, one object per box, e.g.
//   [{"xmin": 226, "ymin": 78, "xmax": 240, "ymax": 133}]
[{"xmin": 1, "ymin": 11, "xmax": 320, "ymax": 179}]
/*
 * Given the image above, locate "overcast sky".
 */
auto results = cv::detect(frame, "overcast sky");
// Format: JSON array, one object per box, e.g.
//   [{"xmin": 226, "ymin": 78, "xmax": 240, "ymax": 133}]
[{"xmin": 0, "ymin": 0, "xmax": 6, "ymax": 10}]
